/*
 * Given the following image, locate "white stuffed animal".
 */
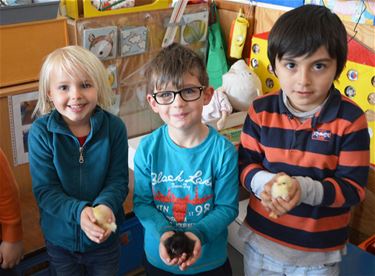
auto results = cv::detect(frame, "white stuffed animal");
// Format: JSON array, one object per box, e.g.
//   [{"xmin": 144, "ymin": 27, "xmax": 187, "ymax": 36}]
[{"xmin": 202, "ymin": 59, "xmax": 262, "ymax": 130}]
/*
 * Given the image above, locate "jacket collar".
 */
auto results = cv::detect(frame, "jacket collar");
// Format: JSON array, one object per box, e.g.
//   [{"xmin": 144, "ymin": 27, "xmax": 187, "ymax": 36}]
[{"xmin": 46, "ymin": 106, "xmax": 104, "ymax": 138}]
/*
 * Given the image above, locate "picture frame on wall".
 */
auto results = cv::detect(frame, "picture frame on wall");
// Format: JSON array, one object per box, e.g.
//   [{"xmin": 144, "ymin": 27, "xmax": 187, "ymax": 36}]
[
  {"xmin": 8, "ymin": 91, "xmax": 39, "ymax": 166},
  {"xmin": 83, "ymin": 26, "xmax": 118, "ymax": 60},
  {"xmin": 119, "ymin": 26, "xmax": 148, "ymax": 57},
  {"xmin": 180, "ymin": 11, "xmax": 208, "ymax": 45}
]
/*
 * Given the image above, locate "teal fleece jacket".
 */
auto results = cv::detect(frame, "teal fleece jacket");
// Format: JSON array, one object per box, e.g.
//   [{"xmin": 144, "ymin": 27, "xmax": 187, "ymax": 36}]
[{"xmin": 28, "ymin": 107, "xmax": 128, "ymax": 252}]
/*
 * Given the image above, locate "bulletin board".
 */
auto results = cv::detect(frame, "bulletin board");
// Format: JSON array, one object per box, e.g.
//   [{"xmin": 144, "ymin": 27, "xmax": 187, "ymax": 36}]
[{"xmin": 67, "ymin": 3, "xmax": 209, "ymax": 137}]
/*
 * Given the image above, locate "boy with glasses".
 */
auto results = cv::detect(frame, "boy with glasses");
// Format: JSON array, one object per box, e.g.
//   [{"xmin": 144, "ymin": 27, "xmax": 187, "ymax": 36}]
[{"xmin": 133, "ymin": 43, "xmax": 239, "ymax": 275}]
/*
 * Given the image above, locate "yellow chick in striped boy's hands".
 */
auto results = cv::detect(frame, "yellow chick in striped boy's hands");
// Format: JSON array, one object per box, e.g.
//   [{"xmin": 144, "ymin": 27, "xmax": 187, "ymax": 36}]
[
  {"xmin": 269, "ymin": 175, "xmax": 293, "ymax": 219},
  {"xmin": 92, "ymin": 206, "xmax": 117, "ymax": 232}
]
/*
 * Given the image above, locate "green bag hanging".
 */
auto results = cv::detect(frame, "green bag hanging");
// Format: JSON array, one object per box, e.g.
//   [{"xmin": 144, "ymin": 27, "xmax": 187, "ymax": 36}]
[{"xmin": 206, "ymin": 1, "xmax": 229, "ymax": 90}]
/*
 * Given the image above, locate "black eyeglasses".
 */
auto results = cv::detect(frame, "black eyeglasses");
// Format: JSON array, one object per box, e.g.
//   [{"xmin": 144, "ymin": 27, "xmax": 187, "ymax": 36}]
[{"xmin": 152, "ymin": 86, "xmax": 204, "ymax": 105}]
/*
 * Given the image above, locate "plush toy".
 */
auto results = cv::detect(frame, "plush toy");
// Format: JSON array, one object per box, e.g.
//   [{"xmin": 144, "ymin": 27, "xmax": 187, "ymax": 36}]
[{"xmin": 202, "ymin": 59, "xmax": 262, "ymax": 130}]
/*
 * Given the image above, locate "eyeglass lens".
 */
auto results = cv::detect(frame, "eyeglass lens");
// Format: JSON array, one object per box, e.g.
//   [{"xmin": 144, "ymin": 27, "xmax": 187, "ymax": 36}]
[{"xmin": 153, "ymin": 87, "xmax": 203, "ymax": 104}]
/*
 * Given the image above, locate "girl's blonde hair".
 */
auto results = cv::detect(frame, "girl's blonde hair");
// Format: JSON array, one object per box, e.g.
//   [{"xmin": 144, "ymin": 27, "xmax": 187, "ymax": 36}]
[{"xmin": 35, "ymin": 45, "xmax": 114, "ymax": 115}]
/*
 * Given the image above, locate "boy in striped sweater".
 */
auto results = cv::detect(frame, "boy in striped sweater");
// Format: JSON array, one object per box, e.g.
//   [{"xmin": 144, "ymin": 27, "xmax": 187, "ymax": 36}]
[{"xmin": 238, "ymin": 4, "xmax": 370, "ymax": 276}]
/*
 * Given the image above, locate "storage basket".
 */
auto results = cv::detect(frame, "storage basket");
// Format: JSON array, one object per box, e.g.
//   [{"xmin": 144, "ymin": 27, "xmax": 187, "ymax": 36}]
[{"xmin": 65, "ymin": 0, "xmax": 171, "ymax": 19}]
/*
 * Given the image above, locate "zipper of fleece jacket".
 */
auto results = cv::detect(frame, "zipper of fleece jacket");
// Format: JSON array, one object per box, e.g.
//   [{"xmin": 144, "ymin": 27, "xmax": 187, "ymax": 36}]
[
  {"xmin": 78, "ymin": 142, "xmax": 85, "ymax": 251},
  {"xmin": 79, "ymin": 146, "xmax": 85, "ymax": 163}
]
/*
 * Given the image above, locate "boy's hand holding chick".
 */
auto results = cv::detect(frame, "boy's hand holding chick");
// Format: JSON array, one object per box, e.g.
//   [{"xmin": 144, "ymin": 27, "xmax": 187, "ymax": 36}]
[
  {"xmin": 80, "ymin": 205, "xmax": 116, "ymax": 244},
  {"xmin": 160, "ymin": 231, "xmax": 202, "ymax": 271},
  {"xmin": 260, "ymin": 174, "xmax": 301, "ymax": 218}
]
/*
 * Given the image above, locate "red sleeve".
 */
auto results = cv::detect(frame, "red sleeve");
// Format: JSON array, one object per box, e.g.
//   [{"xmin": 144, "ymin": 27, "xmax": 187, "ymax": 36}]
[{"xmin": 0, "ymin": 149, "xmax": 23, "ymax": 242}]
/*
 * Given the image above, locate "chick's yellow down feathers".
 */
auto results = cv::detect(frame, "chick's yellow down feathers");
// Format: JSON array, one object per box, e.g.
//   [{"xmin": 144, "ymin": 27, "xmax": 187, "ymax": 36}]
[
  {"xmin": 269, "ymin": 175, "xmax": 293, "ymax": 219},
  {"xmin": 271, "ymin": 175, "xmax": 293, "ymax": 200},
  {"xmin": 92, "ymin": 207, "xmax": 117, "ymax": 232}
]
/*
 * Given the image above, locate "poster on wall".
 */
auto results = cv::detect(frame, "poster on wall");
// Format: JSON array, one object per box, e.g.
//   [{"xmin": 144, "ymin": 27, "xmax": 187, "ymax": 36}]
[
  {"xmin": 8, "ymin": 91, "xmax": 39, "ymax": 166},
  {"xmin": 180, "ymin": 11, "xmax": 208, "ymax": 45},
  {"xmin": 305, "ymin": 0, "xmax": 375, "ymax": 26},
  {"xmin": 82, "ymin": 26, "xmax": 118, "ymax": 60}
]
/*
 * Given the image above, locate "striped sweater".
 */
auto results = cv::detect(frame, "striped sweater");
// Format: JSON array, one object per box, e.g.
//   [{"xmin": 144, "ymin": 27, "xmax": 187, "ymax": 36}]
[{"xmin": 238, "ymin": 87, "xmax": 370, "ymax": 251}]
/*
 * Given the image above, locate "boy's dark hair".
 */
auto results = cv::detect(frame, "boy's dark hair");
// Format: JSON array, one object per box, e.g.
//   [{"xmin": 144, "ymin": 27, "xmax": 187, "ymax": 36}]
[
  {"xmin": 267, "ymin": 4, "xmax": 347, "ymax": 80},
  {"xmin": 146, "ymin": 43, "xmax": 209, "ymax": 93}
]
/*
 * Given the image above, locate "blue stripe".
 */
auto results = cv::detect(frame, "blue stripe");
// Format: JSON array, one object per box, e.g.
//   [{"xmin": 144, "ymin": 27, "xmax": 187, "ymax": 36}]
[
  {"xmin": 341, "ymin": 128, "xmax": 370, "ymax": 151},
  {"xmin": 335, "ymin": 165, "xmax": 369, "ymax": 187},
  {"xmin": 289, "ymin": 203, "xmax": 350, "ymax": 218},
  {"xmin": 246, "ymin": 206, "xmax": 348, "ymax": 249},
  {"xmin": 253, "ymin": 94, "xmax": 280, "ymax": 113},
  {"xmin": 242, "ymin": 115, "xmax": 261, "ymax": 139},
  {"xmin": 333, "ymin": 177, "xmax": 361, "ymax": 206},
  {"xmin": 261, "ymin": 127, "xmax": 342, "ymax": 155},
  {"xmin": 337, "ymin": 100, "xmax": 364, "ymax": 122},
  {"xmin": 322, "ymin": 180, "xmax": 336, "ymax": 206},
  {"xmin": 261, "ymin": 160, "xmax": 335, "ymax": 180}
]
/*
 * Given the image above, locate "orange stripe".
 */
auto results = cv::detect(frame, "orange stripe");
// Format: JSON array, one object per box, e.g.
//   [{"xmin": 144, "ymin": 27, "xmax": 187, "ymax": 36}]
[
  {"xmin": 319, "ymin": 118, "xmax": 352, "ymax": 135},
  {"xmin": 240, "ymin": 164, "xmax": 262, "ymax": 188},
  {"xmin": 249, "ymin": 194, "xmax": 350, "ymax": 232},
  {"xmin": 339, "ymin": 150, "xmax": 370, "ymax": 167},
  {"xmin": 261, "ymin": 111, "xmax": 299, "ymax": 130},
  {"xmin": 326, "ymin": 178, "xmax": 346, "ymax": 207},
  {"xmin": 240, "ymin": 132, "xmax": 263, "ymax": 154},
  {"xmin": 263, "ymin": 146, "xmax": 338, "ymax": 170},
  {"xmin": 318, "ymin": 115, "xmax": 367, "ymax": 135},
  {"xmin": 243, "ymin": 222, "xmax": 346, "ymax": 252},
  {"xmin": 347, "ymin": 114, "xmax": 369, "ymax": 132},
  {"xmin": 248, "ymin": 104, "xmax": 260, "ymax": 126}
]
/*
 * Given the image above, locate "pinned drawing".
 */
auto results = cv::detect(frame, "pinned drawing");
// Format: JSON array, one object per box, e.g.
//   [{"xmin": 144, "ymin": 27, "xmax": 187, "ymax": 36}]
[
  {"xmin": 83, "ymin": 26, "xmax": 118, "ymax": 60},
  {"xmin": 180, "ymin": 11, "xmax": 208, "ymax": 45},
  {"xmin": 120, "ymin": 26, "xmax": 148, "ymax": 57}
]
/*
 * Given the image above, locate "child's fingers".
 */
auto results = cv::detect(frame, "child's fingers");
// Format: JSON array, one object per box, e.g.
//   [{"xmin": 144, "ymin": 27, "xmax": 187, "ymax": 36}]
[
  {"xmin": 260, "ymin": 190, "xmax": 272, "ymax": 202},
  {"xmin": 97, "ymin": 228, "xmax": 112, "ymax": 243},
  {"xmin": 177, "ymin": 253, "xmax": 187, "ymax": 266},
  {"xmin": 179, "ymin": 262, "xmax": 188, "ymax": 271},
  {"xmin": 272, "ymin": 198, "xmax": 289, "ymax": 215},
  {"xmin": 81, "ymin": 219, "xmax": 105, "ymax": 243}
]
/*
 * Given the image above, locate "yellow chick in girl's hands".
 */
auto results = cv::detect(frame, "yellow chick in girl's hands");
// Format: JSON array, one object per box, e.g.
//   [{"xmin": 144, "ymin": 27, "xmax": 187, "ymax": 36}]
[
  {"xmin": 269, "ymin": 175, "xmax": 293, "ymax": 219},
  {"xmin": 92, "ymin": 206, "xmax": 117, "ymax": 232}
]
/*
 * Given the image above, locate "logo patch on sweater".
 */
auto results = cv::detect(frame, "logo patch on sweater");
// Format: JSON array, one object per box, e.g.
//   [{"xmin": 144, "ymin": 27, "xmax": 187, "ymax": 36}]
[{"xmin": 312, "ymin": 129, "xmax": 331, "ymax": 141}]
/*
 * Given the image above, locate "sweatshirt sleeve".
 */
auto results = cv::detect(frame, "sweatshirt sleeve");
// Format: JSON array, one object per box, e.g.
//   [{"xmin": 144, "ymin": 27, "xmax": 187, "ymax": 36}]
[
  {"xmin": 238, "ymin": 105, "xmax": 265, "ymax": 192},
  {"xmin": 0, "ymin": 149, "xmax": 23, "ymax": 243},
  {"xmin": 188, "ymin": 143, "xmax": 239, "ymax": 245},
  {"xmin": 320, "ymin": 113, "xmax": 369, "ymax": 208},
  {"xmin": 133, "ymin": 139, "xmax": 174, "ymax": 237}
]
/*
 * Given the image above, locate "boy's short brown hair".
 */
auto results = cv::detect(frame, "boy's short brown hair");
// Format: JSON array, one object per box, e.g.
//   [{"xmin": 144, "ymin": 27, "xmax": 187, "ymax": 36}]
[{"xmin": 146, "ymin": 43, "xmax": 209, "ymax": 93}]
